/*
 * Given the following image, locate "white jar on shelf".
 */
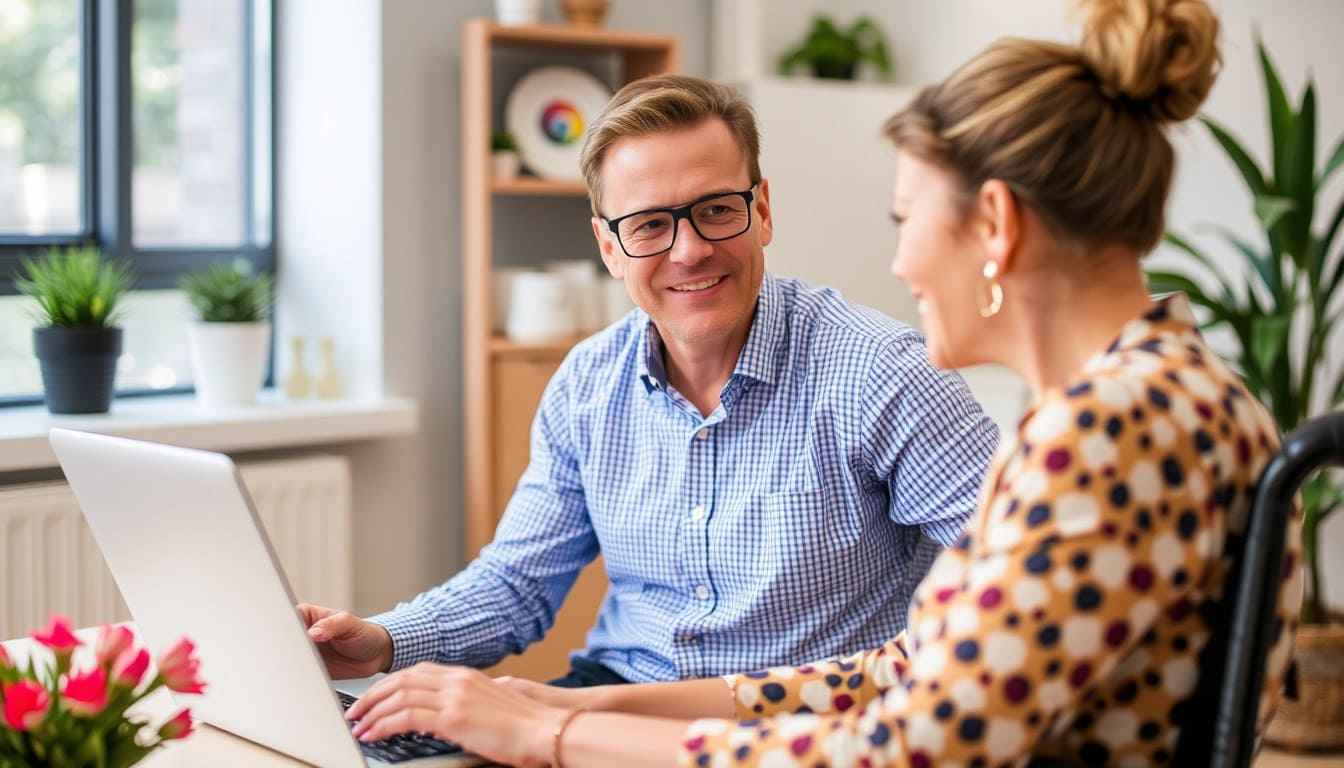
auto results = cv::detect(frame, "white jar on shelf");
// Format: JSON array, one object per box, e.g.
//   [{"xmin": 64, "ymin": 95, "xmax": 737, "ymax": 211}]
[
  {"xmin": 546, "ymin": 259, "xmax": 603, "ymax": 333},
  {"xmin": 494, "ymin": 0, "xmax": 541, "ymax": 25},
  {"xmin": 506, "ymin": 272, "xmax": 575, "ymax": 344}
]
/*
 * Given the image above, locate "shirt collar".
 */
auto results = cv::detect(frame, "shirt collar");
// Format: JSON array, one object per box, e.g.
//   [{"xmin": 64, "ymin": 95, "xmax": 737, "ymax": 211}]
[
  {"xmin": 1098, "ymin": 292, "xmax": 1199, "ymax": 358},
  {"xmin": 636, "ymin": 273, "xmax": 786, "ymax": 394}
]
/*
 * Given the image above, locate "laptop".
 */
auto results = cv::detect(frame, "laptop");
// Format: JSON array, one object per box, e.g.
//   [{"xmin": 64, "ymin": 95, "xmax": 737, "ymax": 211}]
[{"xmin": 49, "ymin": 428, "xmax": 485, "ymax": 767}]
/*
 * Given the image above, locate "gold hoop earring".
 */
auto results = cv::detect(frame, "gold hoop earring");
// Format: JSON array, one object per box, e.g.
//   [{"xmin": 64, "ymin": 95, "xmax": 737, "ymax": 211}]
[{"xmin": 977, "ymin": 260, "xmax": 1004, "ymax": 318}]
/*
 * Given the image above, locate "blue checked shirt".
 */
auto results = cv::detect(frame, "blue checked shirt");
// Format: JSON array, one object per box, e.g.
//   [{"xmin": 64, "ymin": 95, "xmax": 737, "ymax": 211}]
[{"xmin": 371, "ymin": 274, "xmax": 999, "ymax": 682}]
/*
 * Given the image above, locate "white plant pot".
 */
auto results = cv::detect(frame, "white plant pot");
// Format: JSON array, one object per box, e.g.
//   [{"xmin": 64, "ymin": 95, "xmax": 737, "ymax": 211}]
[
  {"xmin": 187, "ymin": 321, "xmax": 271, "ymax": 406},
  {"xmin": 492, "ymin": 151, "xmax": 521, "ymax": 181},
  {"xmin": 494, "ymin": 0, "xmax": 541, "ymax": 25}
]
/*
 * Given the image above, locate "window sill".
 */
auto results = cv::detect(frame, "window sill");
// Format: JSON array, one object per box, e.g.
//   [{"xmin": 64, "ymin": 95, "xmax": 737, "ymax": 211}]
[{"xmin": 0, "ymin": 391, "xmax": 419, "ymax": 472}]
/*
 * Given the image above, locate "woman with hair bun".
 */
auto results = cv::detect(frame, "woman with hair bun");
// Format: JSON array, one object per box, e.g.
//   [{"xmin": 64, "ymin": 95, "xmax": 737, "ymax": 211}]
[{"xmin": 340, "ymin": 1, "xmax": 1301, "ymax": 765}]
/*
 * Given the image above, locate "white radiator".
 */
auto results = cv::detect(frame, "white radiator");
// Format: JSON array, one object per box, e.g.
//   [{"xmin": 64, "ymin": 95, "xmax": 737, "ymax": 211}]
[{"xmin": 0, "ymin": 454, "xmax": 352, "ymax": 640}]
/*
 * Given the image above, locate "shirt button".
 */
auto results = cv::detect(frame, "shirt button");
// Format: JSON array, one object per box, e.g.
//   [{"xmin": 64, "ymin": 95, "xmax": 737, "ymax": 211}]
[
  {"xmin": 681, "ymin": 633, "xmax": 699, "ymax": 644},
  {"xmin": 690, "ymin": 505, "xmax": 706, "ymax": 521},
  {"xmin": 694, "ymin": 585, "xmax": 711, "ymax": 601},
  {"xmin": 696, "ymin": 428, "xmax": 709, "ymax": 440}
]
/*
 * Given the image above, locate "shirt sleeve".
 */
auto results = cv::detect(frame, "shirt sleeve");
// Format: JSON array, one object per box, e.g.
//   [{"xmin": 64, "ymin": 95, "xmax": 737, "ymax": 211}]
[
  {"xmin": 860, "ymin": 335, "xmax": 1000, "ymax": 547},
  {"xmin": 369, "ymin": 355, "xmax": 599, "ymax": 670},
  {"xmin": 682, "ymin": 392, "xmax": 1214, "ymax": 767}
]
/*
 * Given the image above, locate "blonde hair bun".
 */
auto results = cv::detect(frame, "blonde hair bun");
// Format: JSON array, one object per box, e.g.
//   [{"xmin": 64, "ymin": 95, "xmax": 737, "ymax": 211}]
[{"xmin": 1079, "ymin": 0, "xmax": 1221, "ymax": 122}]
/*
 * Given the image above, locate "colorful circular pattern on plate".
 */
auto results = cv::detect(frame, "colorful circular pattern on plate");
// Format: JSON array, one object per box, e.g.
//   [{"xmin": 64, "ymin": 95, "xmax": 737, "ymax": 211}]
[{"xmin": 540, "ymin": 101, "xmax": 585, "ymax": 145}]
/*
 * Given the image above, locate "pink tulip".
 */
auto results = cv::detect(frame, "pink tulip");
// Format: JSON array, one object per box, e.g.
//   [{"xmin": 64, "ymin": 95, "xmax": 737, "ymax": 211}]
[
  {"xmin": 158, "ymin": 708, "xmax": 195, "ymax": 741},
  {"xmin": 62, "ymin": 667, "xmax": 109, "ymax": 716},
  {"xmin": 157, "ymin": 637, "xmax": 206, "ymax": 694},
  {"xmin": 94, "ymin": 625, "xmax": 135, "ymax": 669},
  {"xmin": 111, "ymin": 648, "xmax": 150, "ymax": 689},
  {"xmin": 31, "ymin": 615, "xmax": 80, "ymax": 657},
  {"xmin": 0, "ymin": 642, "xmax": 10, "ymax": 671},
  {"xmin": 3, "ymin": 680, "xmax": 51, "ymax": 732}
]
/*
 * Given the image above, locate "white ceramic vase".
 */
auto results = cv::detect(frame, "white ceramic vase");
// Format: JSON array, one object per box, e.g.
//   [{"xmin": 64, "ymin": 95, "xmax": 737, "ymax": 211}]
[
  {"xmin": 188, "ymin": 321, "xmax": 271, "ymax": 406},
  {"xmin": 546, "ymin": 259, "xmax": 603, "ymax": 333},
  {"xmin": 494, "ymin": 0, "xmax": 541, "ymax": 25},
  {"xmin": 506, "ymin": 272, "xmax": 574, "ymax": 343},
  {"xmin": 493, "ymin": 151, "xmax": 521, "ymax": 180}
]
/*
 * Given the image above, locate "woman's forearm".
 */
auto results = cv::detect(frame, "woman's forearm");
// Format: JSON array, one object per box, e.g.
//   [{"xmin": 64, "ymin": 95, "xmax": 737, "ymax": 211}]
[
  {"xmin": 585, "ymin": 676, "xmax": 736, "ymax": 719},
  {"xmin": 559, "ymin": 711, "xmax": 697, "ymax": 768}
]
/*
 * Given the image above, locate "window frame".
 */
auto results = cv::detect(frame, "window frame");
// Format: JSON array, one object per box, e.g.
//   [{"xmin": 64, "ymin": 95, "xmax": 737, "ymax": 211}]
[{"xmin": 0, "ymin": 0, "xmax": 278, "ymax": 407}]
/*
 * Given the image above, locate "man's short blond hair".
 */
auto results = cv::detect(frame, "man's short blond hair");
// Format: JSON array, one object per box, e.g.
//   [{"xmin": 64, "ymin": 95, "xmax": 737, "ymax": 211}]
[{"xmin": 579, "ymin": 74, "xmax": 762, "ymax": 216}]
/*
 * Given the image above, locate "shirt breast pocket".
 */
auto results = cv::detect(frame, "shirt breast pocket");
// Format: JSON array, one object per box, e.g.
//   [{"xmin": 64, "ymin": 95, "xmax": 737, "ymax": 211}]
[{"xmin": 761, "ymin": 489, "xmax": 863, "ymax": 560}]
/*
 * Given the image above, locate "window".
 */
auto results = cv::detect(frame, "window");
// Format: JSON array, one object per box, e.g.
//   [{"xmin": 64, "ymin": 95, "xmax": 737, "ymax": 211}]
[{"xmin": 0, "ymin": 0, "xmax": 275, "ymax": 404}]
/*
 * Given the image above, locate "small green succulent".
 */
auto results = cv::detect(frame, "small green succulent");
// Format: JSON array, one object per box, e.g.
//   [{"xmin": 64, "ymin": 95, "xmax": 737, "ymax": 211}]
[
  {"xmin": 491, "ymin": 131, "xmax": 517, "ymax": 152},
  {"xmin": 180, "ymin": 259, "xmax": 274, "ymax": 323},
  {"xmin": 15, "ymin": 245, "xmax": 133, "ymax": 328}
]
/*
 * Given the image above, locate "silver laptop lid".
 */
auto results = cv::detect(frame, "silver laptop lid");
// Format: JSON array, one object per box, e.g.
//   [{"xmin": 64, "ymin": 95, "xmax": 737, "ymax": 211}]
[{"xmin": 49, "ymin": 428, "xmax": 366, "ymax": 768}]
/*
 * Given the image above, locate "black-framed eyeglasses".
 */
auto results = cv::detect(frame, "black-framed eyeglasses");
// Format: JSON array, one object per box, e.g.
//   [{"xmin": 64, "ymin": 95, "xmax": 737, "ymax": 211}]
[{"xmin": 604, "ymin": 187, "xmax": 756, "ymax": 258}]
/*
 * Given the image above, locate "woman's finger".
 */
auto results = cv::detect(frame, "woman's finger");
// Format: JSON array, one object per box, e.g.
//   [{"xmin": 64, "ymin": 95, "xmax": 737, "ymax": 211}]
[
  {"xmin": 350, "ymin": 688, "xmax": 444, "ymax": 738},
  {"xmin": 356, "ymin": 707, "xmax": 443, "ymax": 743},
  {"xmin": 345, "ymin": 665, "xmax": 445, "ymax": 721}
]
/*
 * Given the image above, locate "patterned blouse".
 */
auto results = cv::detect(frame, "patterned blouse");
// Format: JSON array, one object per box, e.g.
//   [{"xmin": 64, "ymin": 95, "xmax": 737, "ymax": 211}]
[{"xmin": 679, "ymin": 295, "xmax": 1302, "ymax": 767}]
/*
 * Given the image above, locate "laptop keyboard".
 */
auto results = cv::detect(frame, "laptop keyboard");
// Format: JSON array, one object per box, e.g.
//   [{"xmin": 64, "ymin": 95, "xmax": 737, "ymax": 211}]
[{"xmin": 338, "ymin": 691, "xmax": 464, "ymax": 764}]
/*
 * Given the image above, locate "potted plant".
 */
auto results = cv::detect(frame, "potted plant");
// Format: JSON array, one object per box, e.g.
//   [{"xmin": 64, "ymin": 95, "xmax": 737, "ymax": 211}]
[
  {"xmin": 1147, "ymin": 39, "xmax": 1344, "ymax": 750},
  {"xmin": 492, "ymin": 130, "xmax": 521, "ymax": 181},
  {"xmin": 16, "ymin": 246, "xmax": 132, "ymax": 415},
  {"xmin": 180, "ymin": 260, "xmax": 274, "ymax": 406},
  {"xmin": 777, "ymin": 15, "xmax": 893, "ymax": 81}
]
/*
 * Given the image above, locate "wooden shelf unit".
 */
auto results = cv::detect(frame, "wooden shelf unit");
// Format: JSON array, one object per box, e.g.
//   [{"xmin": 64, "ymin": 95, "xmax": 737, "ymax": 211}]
[
  {"xmin": 491, "ymin": 177, "xmax": 589, "ymax": 197},
  {"xmin": 461, "ymin": 20, "xmax": 678, "ymax": 680}
]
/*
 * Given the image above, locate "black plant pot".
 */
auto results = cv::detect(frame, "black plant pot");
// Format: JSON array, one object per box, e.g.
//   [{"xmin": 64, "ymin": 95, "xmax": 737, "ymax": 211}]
[
  {"xmin": 812, "ymin": 60, "xmax": 857, "ymax": 80},
  {"xmin": 34, "ymin": 326, "xmax": 123, "ymax": 415}
]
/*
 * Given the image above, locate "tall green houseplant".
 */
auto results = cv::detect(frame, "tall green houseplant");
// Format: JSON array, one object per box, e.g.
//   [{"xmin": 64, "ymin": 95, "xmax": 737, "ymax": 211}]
[{"xmin": 1148, "ymin": 40, "xmax": 1344, "ymax": 624}]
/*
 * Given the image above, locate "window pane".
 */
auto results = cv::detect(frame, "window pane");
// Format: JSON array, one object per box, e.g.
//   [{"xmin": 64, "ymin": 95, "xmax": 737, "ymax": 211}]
[
  {"xmin": 0, "ymin": 0, "xmax": 83, "ymax": 235},
  {"xmin": 133, "ymin": 0, "xmax": 246, "ymax": 247},
  {"xmin": 114, "ymin": 290, "xmax": 195, "ymax": 391},
  {"xmin": 0, "ymin": 291, "xmax": 195, "ymax": 400}
]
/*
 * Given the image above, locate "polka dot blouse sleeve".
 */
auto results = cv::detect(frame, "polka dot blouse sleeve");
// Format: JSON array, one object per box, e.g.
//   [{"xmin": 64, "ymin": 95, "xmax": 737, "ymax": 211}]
[
  {"xmin": 723, "ymin": 634, "xmax": 912, "ymax": 719},
  {"xmin": 679, "ymin": 295, "xmax": 1301, "ymax": 768}
]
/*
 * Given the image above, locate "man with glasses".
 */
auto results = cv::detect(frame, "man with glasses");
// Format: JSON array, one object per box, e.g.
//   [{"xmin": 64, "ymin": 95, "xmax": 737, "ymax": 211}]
[{"xmin": 301, "ymin": 75, "xmax": 999, "ymax": 690}]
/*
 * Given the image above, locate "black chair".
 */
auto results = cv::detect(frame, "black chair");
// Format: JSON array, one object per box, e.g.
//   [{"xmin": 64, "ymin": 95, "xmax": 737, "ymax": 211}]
[{"xmin": 1173, "ymin": 412, "xmax": 1344, "ymax": 768}]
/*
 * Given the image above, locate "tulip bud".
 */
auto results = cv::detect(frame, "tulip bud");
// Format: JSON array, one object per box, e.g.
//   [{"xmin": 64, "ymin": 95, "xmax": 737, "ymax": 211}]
[
  {"xmin": 32, "ymin": 615, "xmax": 80, "ymax": 656},
  {"xmin": 111, "ymin": 648, "xmax": 150, "ymax": 690},
  {"xmin": 2, "ymin": 680, "xmax": 51, "ymax": 732},
  {"xmin": 158, "ymin": 708, "xmax": 195, "ymax": 741},
  {"xmin": 157, "ymin": 637, "xmax": 206, "ymax": 694},
  {"xmin": 63, "ymin": 667, "xmax": 109, "ymax": 717},
  {"xmin": 95, "ymin": 625, "xmax": 135, "ymax": 669}
]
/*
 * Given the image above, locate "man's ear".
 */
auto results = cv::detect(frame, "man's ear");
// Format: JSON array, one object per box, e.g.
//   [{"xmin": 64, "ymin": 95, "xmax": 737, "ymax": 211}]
[
  {"xmin": 755, "ymin": 178, "xmax": 773, "ymax": 248},
  {"xmin": 592, "ymin": 216, "xmax": 624, "ymax": 279},
  {"xmin": 975, "ymin": 179, "xmax": 1019, "ymax": 276}
]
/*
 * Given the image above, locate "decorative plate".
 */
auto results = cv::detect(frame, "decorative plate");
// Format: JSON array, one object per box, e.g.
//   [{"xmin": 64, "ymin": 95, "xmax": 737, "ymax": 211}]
[{"xmin": 505, "ymin": 66, "xmax": 612, "ymax": 180}]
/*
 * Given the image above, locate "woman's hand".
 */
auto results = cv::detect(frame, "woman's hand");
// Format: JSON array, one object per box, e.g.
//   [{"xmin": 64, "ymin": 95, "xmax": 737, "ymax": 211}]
[
  {"xmin": 493, "ymin": 675, "xmax": 597, "ymax": 710},
  {"xmin": 345, "ymin": 663, "xmax": 570, "ymax": 768}
]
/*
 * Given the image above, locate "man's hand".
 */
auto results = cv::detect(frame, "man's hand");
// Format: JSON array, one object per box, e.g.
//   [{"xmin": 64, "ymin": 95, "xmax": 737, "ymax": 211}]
[{"xmin": 297, "ymin": 603, "xmax": 394, "ymax": 680}]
